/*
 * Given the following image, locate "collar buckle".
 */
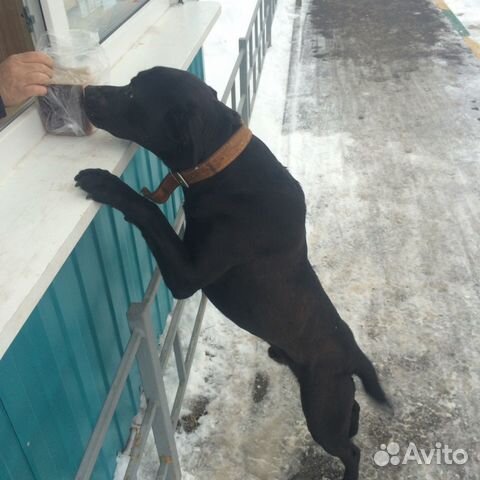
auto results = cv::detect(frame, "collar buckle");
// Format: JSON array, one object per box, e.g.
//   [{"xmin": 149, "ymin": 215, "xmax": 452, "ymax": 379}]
[{"xmin": 172, "ymin": 171, "xmax": 189, "ymax": 188}]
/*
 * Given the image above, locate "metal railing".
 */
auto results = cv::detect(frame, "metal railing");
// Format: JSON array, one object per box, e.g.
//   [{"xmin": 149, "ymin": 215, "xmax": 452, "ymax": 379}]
[
  {"xmin": 76, "ymin": 1, "xmax": 278, "ymax": 478},
  {"xmin": 222, "ymin": 0, "xmax": 278, "ymax": 124},
  {"xmin": 76, "ymin": 211, "xmax": 208, "ymax": 480}
]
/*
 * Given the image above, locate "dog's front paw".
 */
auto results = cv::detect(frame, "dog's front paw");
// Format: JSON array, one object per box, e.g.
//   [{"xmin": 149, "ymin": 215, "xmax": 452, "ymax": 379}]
[{"xmin": 74, "ymin": 168, "xmax": 136, "ymax": 209}]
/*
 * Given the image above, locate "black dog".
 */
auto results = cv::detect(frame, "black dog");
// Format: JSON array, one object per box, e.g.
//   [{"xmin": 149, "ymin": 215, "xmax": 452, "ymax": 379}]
[{"xmin": 75, "ymin": 67, "xmax": 389, "ymax": 480}]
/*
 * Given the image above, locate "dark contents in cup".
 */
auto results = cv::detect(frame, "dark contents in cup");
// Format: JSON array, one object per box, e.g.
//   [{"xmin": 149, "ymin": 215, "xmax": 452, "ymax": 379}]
[{"xmin": 38, "ymin": 84, "xmax": 93, "ymax": 136}]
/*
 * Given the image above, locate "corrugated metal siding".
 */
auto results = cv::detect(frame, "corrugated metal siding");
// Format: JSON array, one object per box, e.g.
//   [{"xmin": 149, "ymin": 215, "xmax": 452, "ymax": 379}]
[{"xmin": 0, "ymin": 51, "xmax": 204, "ymax": 480}]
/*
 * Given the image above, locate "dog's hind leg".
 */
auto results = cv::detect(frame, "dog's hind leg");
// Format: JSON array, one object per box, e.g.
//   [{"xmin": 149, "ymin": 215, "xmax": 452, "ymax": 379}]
[
  {"xmin": 349, "ymin": 400, "xmax": 360, "ymax": 438},
  {"xmin": 299, "ymin": 368, "xmax": 360, "ymax": 480},
  {"xmin": 325, "ymin": 441, "xmax": 360, "ymax": 480},
  {"xmin": 347, "ymin": 377, "xmax": 360, "ymax": 438}
]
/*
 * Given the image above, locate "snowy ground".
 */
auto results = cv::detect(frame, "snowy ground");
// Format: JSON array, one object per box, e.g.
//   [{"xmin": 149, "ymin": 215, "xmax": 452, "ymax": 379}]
[
  {"xmin": 447, "ymin": 0, "xmax": 480, "ymax": 43},
  {"xmin": 201, "ymin": 0, "xmax": 259, "ymax": 96},
  {"xmin": 115, "ymin": 0, "xmax": 480, "ymax": 479}
]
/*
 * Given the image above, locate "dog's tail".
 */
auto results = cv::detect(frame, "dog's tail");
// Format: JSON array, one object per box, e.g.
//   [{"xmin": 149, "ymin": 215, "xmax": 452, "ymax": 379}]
[{"xmin": 354, "ymin": 351, "xmax": 392, "ymax": 411}]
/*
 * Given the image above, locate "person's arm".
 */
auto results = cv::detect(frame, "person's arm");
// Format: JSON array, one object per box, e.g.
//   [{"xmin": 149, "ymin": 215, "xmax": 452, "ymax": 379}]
[{"xmin": 0, "ymin": 52, "xmax": 54, "ymax": 118}]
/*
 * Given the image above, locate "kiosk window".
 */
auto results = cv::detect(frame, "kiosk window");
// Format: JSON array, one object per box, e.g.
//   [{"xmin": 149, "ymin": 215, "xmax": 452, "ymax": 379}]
[{"xmin": 0, "ymin": 0, "xmax": 42, "ymax": 129}]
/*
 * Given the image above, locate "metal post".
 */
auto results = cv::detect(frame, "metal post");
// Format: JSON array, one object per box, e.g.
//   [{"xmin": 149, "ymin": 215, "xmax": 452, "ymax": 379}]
[
  {"xmin": 124, "ymin": 400, "xmax": 157, "ymax": 480},
  {"xmin": 173, "ymin": 333, "xmax": 187, "ymax": 385},
  {"xmin": 267, "ymin": 0, "xmax": 273, "ymax": 47},
  {"xmin": 239, "ymin": 38, "xmax": 250, "ymax": 124},
  {"xmin": 231, "ymin": 80, "xmax": 237, "ymax": 111},
  {"xmin": 260, "ymin": 0, "xmax": 266, "ymax": 59},
  {"xmin": 171, "ymin": 294, "xmax": 207, "ymax": 426},
  {"xmin": 254, "ymin": 18, "xmax": 259, "ymax": 93},
  {"xmin": 159, "ymin": 300, "xmax": 186, "ymax": 373},
  {"xmin": 128, "ymin": 303, "xmax": 182, "ymax": 480}
]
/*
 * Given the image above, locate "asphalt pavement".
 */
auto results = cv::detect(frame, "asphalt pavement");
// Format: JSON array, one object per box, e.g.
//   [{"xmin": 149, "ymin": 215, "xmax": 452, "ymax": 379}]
[{"xmin": 274, "ymin": 0, "xmax": 480, "ymax": 478}]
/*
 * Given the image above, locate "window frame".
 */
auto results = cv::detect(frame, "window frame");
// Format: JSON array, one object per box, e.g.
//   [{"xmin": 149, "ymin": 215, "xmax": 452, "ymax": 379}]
[{"xmin": 0, "ymin": 0, "xmax": 172, "ymax": 175}]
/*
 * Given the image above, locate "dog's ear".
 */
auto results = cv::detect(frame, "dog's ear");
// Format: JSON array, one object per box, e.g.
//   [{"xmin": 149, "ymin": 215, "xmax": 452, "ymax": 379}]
[
  {"xmin": 209, "ymin": 86, "xmax": 218, "ymax": 99},
  {"xmin": 165, "ymin": 102, "xmax": 203, "ymax": 168}
]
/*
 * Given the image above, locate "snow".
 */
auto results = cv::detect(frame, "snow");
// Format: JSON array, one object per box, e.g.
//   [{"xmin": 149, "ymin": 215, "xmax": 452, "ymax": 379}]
[
  {"xmin": 201, "ymin": 0, "xmax": 260, "ymax": 96},
  {"xmin": 447, "ymin": 0, "xmax": 480, "ymax": 43},
  {"xmin": 114, "ymin": 0, "xmax": 480, "ymax": 479}
]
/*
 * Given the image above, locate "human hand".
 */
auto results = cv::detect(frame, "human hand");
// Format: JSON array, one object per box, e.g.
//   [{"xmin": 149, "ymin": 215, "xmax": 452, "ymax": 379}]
[{"xmin": 0, "ymin": 52, "xmax": 54, "ymax": 107}]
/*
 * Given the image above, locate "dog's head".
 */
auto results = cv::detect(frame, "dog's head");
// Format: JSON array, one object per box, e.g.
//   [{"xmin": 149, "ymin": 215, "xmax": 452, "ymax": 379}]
[{"xmin": 84, "ymin": 66, "xmax": 241, "ymax": 171}]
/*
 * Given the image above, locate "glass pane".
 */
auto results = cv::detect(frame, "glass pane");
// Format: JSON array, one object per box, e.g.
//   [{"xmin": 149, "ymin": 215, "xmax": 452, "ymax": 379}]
[{"xmin": 64, "ymin": 0, "xmax": 149, "ymax": 41}]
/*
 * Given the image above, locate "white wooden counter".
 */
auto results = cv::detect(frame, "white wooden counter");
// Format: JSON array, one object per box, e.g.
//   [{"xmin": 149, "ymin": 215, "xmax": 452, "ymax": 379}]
[{"xmin": 0, "ymin": 2, "xmax": 221, "ymax": 358}]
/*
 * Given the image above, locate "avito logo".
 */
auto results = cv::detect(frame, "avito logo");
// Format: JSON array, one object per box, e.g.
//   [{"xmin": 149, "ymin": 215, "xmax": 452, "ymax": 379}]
[{"xmin": 373, "ymin": 441, "xmax": 468, "ymax": 467}]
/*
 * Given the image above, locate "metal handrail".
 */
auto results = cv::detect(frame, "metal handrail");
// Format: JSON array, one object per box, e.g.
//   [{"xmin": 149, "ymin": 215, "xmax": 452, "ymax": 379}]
[
  {"xmin": 75, "ymin": 210, "xmax": 194, "ymax": 480},
  {"xmin": 76, "ymin": 330, "xmax": 144, "ymax": 479},
  {"xmin": 221, "ymin": 49, "xmax": 246, "ymax": 104},
  {"xmin": 222, "ymin": 0, "xmax": 278, "ymax": 123},
  {"xmin": 244, "ymin": 0, "xmax": 268, "ymax": 41}
]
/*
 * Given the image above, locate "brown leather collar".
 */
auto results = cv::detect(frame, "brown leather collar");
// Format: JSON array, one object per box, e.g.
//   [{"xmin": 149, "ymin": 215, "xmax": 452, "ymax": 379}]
[{"xmin": 141, "ymin": 125, "xmax": 253, "ymax": 204}]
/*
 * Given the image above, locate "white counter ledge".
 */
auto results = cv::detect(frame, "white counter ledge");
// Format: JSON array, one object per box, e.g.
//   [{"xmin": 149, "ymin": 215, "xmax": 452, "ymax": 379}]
[{"xmin": 0, "ymin": 2, "xmax": 221, "ymax": 359}]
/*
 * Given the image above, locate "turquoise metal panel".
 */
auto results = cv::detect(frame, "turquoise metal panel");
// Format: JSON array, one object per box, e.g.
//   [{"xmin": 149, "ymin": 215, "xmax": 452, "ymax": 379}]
[
  {"xmin": 0, "ymin": 52, "xmax": 202, "ymax": 480},
  {"xmin": 0, "ymin": 401, "xmax": 35, "ymax": 480}
]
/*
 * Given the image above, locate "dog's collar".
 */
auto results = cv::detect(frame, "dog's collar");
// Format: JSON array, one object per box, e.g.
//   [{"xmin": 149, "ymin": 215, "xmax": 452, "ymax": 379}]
[{"xmin": 141, "ymin": 125, "xmax": 253, "ymax": 204}]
